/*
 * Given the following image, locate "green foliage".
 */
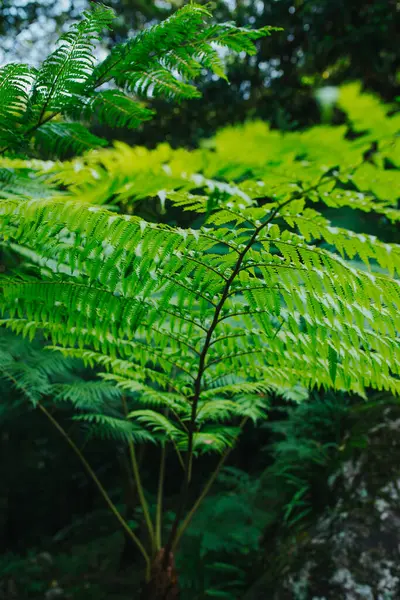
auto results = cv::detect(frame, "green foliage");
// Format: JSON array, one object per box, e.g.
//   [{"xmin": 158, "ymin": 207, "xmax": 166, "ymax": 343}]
[
  {"xmin": 1, "ymin": 87, "xmax": 399, "ymax": 423},
  {"xmin": 178, "ymin": 466, "xmax": 262, "ymax": 599},
  {"xmin": 260, "ymin": 393, "xmax": 350, "ymax": 533},
  {"xmin": 177, "ymin": 391, "xmax": 353, "ymax": 599},
  {"xmin": 0, "ymin": 328, "xmax": 78, "ymax": 408},
  {"xmin": 1, "ymin": 0, "xmax": 398, "ymax": 148},
  {"xmin": 0, "ymin": 2, "xmax": 275, "ymax": 158},
  {"xmin": 0, "ymin": 84, "xmax": 398, "ymax": 468},
  {"xmin": 5, "ymin": 83, "xmax": 396, "ymax": 211},
  {"xmin": 0, "ymin": 9, "xmax": 399, "ymax": 589}
]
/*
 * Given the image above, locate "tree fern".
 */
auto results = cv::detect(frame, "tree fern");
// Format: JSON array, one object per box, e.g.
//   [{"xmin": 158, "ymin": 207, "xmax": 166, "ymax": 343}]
[{"xmin": 0, "ymin": 25, "xmax": 399, "ymax": 595}]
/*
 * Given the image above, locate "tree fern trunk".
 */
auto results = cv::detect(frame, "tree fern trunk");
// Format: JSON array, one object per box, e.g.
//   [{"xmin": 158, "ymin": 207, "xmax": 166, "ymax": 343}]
[{"xmin": 140, "ymin": 549, "xmax": 180, "ymax": 600}]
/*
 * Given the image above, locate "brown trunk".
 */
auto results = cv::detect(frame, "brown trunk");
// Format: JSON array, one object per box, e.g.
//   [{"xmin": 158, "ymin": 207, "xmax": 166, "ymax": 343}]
[{"xmin": 140, "ymin": 549, "xmax": 179, "ymax": 600}]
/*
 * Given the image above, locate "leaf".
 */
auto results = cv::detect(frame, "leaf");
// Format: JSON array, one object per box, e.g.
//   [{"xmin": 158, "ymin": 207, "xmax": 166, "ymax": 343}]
[
  {"xmin": 87, "ymin": 90, "xmax": 154, "ymax": 129},
  {"xmin": 128, "ymin": 409, "xmax": 184, "ymax": 441},
  {"xmin": 328, "ymin": 346, "xmax": 338, "ymax": 386},
  {"xmin": 33, "ymin": 122, "xmax": 107, "ymax": 157},
  {"xmin": 0, "ymin": 64, "xmax": 36, "ymax": 125},
  {"xmin": 31, "ymin": 5, "xmax": 115, "ymax": 115},
  {"xmin": 72, "ymin": 413, "xmax": 154, "ymax": 444}
]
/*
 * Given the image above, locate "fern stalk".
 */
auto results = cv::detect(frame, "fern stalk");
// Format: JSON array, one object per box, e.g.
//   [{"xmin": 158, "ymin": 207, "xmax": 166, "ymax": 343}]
[
  {"xmin": 156, "ymin": 443, "xmax": 167, "ymax": 550},
  {"xmin": 38, "ymin": 404, "xmax": 151, "ymax": 571},
  {"xmin": 172, "ymin": 416, "xmax": 249, "ymax": 552},
  {"xmin": 121, "ymin": 394, "xmax": 156, "ymax": 554}
]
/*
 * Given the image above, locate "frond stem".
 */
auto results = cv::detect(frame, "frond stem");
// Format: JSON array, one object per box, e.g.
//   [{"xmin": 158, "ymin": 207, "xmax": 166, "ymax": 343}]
[
  {"xmin": 172, "ymin": 416, "xmax": 249, "ymax": 551},
  {"xmin": 156, "ymin": 443, "xmax": 166, "ymax": 550},
  {"xmin": 121, "ymin": 395, "xmax": 156, "ymax": 554},
  {"xmin": 37, "ymin": 403, "xmax": 151, "ymax": 572}
]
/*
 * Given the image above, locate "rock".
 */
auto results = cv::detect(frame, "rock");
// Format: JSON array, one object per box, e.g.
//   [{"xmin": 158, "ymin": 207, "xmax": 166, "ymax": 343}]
[{"xmin": 269, "ymin": 403, "xmax": 400, "ymax": 600}]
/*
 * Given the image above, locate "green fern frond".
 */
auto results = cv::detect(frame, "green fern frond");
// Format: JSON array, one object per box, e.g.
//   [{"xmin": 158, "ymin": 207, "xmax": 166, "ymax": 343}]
[
  {"xmin": 0, "ymin": 328, "xmax": 78, "ymax": 405},
  {"xmin": 0, "ymin": 167, "xmax": 60, "ymax": 200},
  {"xmin": 51, "ymin": 380, "xmax": 122, "ymax": 409},
  {"xmin": 204, "ymin": 22, "xmax": 280, "ymax": 55},
  {"xmin": 189, "ymin": 426, "xmax": 241, "ymax": 455},
  {"xmin": 0, "ymin": 64, "xmax": 36, "ymax": 125},
  {"xmin": 128, "ymin": 409, "xmax": 186, "ymax": 443},
  {"xmin": 92, "ymin": 2, "xmax": 275, "ymax": 100},
  {"xmin": 92, "ymin": 3, "xmax": 213, "ymax": 86},
  {"xmin": 196, "ymin": 400, "xmax": 237, "ymax": 423},
  {"xmin": 0, "ymin": 2, "xmax": 271, "ymax": 156},
  {"xmin": 82, "ymin": 90, "xmax": 155, "ymax": 129},
  {"xmin": 2, "ymin": 181, "xmax": 400, "ymax": 402},
  {"xmin": 72, "ymin": 412, "xmax": 155, "ymax": 444},
  {"xmin": 99, "ymin": 372, "xmax": 190, "ymax": 412},
  {"xmin": 31, "ymin": 4, "xmax": 115, "ymax": 116},
  {"xmin": 338, "ymin": 82, "xmax": 400, "ymax": 139},
  {"xmin": 33, "ymin": 122, "xmax": 107, "ymax": 157}
]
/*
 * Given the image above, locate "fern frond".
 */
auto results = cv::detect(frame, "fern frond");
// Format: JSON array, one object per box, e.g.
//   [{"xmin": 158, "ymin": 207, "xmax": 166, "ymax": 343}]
[
  {"xmin": 99, "ymin": 372, "xmax": 190, "ymax": 412},
  {"xmin": 93, "ymin": 3, "xmax": 275, "ymax": 100},
  {"xmin": 31, "ymin": 4, "xmax": 115, "ymax": 117},
  {"xmin": 73, "ymin": 412, "xmax": 155, "ymax": 444},
  {"xmin": 196, "ymin": 400, "xmax": 238, "ymax": 424},
  {"xmin": 2, "ymin": 185, "xmax": 400, "ymax": 402},
  {"xmin": 0, "ymin": 64, "xmax": 36, "ymax": 125},
  {"xmin": 51, "ymin": 380, "xmax": 122, "ymax": 410},
  {"xmin": 0, "ymin": 328, "xmax": 78, "ymax": 405},
  {"xmin": 33, "ymin": 122, "xmax": 107, "ymax": 157},
  {"xmin": 189, "ymin": 426, "xmax": 241, "ymax": 455},
  {"xmin": 128, "ymin": 409, "xmax": 186, "ymax": 443},
  {"xmin": 83, "ymin": 90, "xmax": 155, "ymax": 129},
  {"xmin": 338, "ymin": 82, "xmax": 400, "ymax": 139},
  {"xmin": 204, "ymin": 22, "xmax": 280, "ymax": 55},
  {"xmin": 0, "ymin": 167, "xmax": 60, "ymax": 200},
  {"xmin": 0, "ymin": 2, "xmax": 272, "ymax": 156}
]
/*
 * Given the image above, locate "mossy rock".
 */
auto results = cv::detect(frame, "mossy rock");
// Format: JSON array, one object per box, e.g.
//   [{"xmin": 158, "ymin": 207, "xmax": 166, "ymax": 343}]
[{"xmin": 244, "ymin": 402, "xmax": 400, "ymax": 600}]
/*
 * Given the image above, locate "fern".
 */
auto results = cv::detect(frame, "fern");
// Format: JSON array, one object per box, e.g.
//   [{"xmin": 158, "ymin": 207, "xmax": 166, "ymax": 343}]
[
  {"xmin": 4, "ymin": 82, "xmax": 397, "ymax": 216},
  {"xmin": 0, "ymin": 328, "xmax": 78, "ymax": 406},
  {"xmin": 30, "ymin": 5, "xmax": 115, "ymax": 116},
  {"xmin": 0, "ymin": 2, "xmax": 275, "ymax": 157},
  {"xmin": 0, "ymin": 24, "xmax": 399, "ymax": 591},
  {"xmin": 33, "ymin": 122, "xmax": 108, "ymax": 156},
  {"xmin": 0, "ymin": 64, "xmax": 36, "ymax": 148},
  {"xmin": 72, "ymin": 412, "xmax": 154, "ymax": 444},
  {"xmin": 1, "ymin": 85, "xmax": 399, "ymax": 443}
]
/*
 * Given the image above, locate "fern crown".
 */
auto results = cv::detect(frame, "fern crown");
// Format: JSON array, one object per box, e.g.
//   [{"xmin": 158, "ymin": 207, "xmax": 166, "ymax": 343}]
[{"xmin": 1, "ymin": 80, "xmax": 400, "ymax": 453}]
